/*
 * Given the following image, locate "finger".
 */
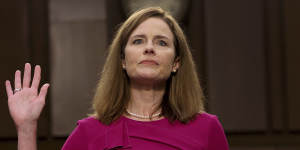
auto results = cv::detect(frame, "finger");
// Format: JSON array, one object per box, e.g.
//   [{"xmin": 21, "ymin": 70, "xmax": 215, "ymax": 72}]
[
  {"xmin": 14, "ymin": 70, "xmax": 22, "ymax": 89},
  {"xmin": 31, "ymin": 65, "xmax": 41, "ymax": 89},
  {"xmin": 22, "ymin": 63, "xmax": 31, "ymax": 88},
  {"xmin": 5, "ymin": 80, "xmax": 13, "ymax": 98},
  {"xmin": 38, "ymin": 83, "xmax": 50, "ymax": 100}
]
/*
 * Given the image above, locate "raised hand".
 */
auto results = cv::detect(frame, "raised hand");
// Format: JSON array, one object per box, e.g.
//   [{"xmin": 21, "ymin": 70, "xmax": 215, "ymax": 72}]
[{"xmin": 5, "ymin": 63, "xmax": 50, "ymax": 128}]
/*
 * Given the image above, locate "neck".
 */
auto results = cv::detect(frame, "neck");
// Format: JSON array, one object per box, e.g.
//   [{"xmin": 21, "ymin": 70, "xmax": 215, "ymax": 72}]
[{"xmin": 126, "ymin": 80, "xmax": 166, "ymax": 118}]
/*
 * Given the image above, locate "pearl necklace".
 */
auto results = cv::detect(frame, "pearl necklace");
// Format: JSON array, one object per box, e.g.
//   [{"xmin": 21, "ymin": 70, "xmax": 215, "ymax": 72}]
[{"xmin": 126, "ymin": 109, "xmax": 161, "ymax": 119}]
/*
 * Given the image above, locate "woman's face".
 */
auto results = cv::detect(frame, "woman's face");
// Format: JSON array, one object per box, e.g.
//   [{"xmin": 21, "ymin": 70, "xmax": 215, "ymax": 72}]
[{"xmin": 123, "ymin": 17, "xmax": 179, "ymax": 84}]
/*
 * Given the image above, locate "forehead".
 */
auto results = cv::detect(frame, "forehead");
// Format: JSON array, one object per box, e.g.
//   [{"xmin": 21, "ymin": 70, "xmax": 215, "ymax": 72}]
[{"xmin": 129, "ymin": 17, "xmax": 174, "ymax": 40}]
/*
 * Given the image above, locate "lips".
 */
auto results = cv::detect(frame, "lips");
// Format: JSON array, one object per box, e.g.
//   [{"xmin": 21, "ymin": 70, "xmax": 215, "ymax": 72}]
[{"xmin": 139, "ymin": 60, "xmax": 159, "ymax": 65}]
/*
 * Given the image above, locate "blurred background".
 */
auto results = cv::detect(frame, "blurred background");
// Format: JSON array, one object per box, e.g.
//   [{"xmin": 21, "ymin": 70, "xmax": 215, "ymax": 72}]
[{"xmin": 1, "ymin": 0, "xmax": 300, "ymax": 149}]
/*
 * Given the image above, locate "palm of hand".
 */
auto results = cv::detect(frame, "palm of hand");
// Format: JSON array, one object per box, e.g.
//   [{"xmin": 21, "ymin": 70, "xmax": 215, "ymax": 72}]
[
  {"xmin": 8, "ymin": 88, "xmax": 44, "ymax": 126},
  {"xmin": 5, "ymin": 63, "xmax": 49, "ymax": 127}
]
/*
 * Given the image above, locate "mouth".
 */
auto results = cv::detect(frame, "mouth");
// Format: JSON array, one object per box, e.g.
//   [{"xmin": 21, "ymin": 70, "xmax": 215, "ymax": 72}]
[{"xmin": 139, "ymin": 60, "xmax": 159, "ymax": 65}]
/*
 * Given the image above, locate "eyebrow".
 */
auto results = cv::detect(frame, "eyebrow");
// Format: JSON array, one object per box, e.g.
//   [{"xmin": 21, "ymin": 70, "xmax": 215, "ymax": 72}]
[{"xmin": 131, "ymin": 34, "xmax": 146, "ymax": 39}]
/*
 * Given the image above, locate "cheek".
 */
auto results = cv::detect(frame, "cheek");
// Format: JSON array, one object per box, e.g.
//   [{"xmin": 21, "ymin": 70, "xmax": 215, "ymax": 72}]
[
  {"xmin": 124, "ymin": 48, "xmax": 140, "ymax": 67},
  {"xmin": 125, "ymin": 52, "xmax": 136, "ymax": 65},
  {"xmin": 161, "ymin": 52, "xmax": 176, "ymax": 67}
]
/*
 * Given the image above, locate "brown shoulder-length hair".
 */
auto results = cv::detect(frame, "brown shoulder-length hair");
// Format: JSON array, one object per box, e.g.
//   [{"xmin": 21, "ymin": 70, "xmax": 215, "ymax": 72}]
[{"xmin": 91, "ymin": 7, "xmax": 205, "ymax": 125}]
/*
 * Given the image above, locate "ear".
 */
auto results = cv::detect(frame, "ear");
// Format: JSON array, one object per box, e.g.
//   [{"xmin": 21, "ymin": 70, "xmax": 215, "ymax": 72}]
[
  {"xmin": 172, "ymin": 57, "xmax": 180, "ymax": 72},
  {"xmin": 122, "ymin": 59, "xmax": 126, "ymax": 69}
]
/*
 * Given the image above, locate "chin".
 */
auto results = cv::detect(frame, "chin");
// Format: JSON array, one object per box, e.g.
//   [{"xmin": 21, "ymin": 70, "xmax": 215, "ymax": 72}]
[
  {"xmin": 138, "ymin": 74, "xmax": 159, "ymax": 80},
  {"xmin": 130, "ymin": 73, "xmax": 159, "ymax": 81},
  {"xmin": 128, "ymin": 70, "xmax": 168, "ymax": 82}
]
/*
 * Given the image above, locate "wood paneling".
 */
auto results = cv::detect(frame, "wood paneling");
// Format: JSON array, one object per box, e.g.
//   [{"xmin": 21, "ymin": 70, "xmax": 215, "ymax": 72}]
[
  {"xmin": 49, "ymin": 0, "xmax": 107, "ymax": 136},
  {"xmin": 264, "ymin": 0, "xmax": 285, "ymax": 131},
  {"xmin": 204, "ymin": 0, "xmax": 267, "ymax": 131},
  {"xmin": 106, "ymin": 0, "xmax": 126, "ymax": 44},
  {"xmin": 186, "ymin": 0, "xmax": 208, "ymax": 98},
  {"xmin": 0, "ymin": 0, "xmax": 49, "ymax": 137},
  {"xmin": 50, "ymin": 21, "xmax": 107, "ymax": 135},
  {"xmin": 284, "ymin": 0, "xmax": 300, "ymax": 131}
]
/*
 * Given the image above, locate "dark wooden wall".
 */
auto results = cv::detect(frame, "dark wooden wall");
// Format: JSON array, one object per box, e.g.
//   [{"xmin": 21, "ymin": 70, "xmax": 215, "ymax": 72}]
[
  {"xmin": 0, "ymin": 0, "xmax": 50, "ymax": 136},
  {"xmin": 0, "ymin": 0, "xmax": 300, "ymax": 149},
  {"xmin": 0, "ymin": 0, "xmax": 52, "ymax": 149}
]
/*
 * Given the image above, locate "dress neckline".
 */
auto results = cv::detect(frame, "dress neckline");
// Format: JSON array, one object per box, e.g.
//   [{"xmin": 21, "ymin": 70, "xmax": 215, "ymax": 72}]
[{"xmin": 121, "ymin": 115, "xmax": 167, "ymax": 124}]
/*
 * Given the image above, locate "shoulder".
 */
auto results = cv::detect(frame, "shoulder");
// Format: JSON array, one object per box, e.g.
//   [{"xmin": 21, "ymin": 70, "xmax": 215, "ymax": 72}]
[
  {"xmin": 194, "ymin": 112, "xmax": 219, "ymax": 123},
  {"xmin": 197, "ymin": 113, "xmax": 229, "ymax": 149},
  {"xmin": 187, "ymin": 112, "xmax": 224, "ymax": 130},
  {"xmin": 76, "ymin": 116, "xmax": 126, "ymax": 132},
  {"xmin": 65, "ymin": 117, "xmax": 110, "ymax": 144},
  {"xmin": 197, "ymin": 112, "xmax": 217, "ymax": 119},
  {"xmin": 192, "ymin": 112, "xmax": 227, "ymax": 138},
  {"xmin": 62, "ymin": 117, "xmax": 110, "ymax": 150},
  {"xmin": 75, "ymin": 116, "xmax": 109, "ymax": 135},
  {"xmin": 168, "ymin": 112, "xmax": 227, "ymax": 147},
  {"xmin": 195, "ymin": 112, "xmax": 226, "ymax": 136},
  {"xmin": 77, "ymin": 116, "xmax": 102, "ymax": 126},
  {"xmin": 175, "ymin": 112, "xmax": 221, "ymax": 130}
]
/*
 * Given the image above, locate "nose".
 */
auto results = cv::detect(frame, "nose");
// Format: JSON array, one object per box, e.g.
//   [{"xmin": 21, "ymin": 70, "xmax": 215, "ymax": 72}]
[{"xmin": 143, "ymin": 42, "xmax": 155, "ymax": 55}]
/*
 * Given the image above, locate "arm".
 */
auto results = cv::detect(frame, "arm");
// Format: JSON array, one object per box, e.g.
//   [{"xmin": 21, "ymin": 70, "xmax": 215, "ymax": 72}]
[
  {"xmin": 5, "ymin": 63, "xmax": 49, "ymax": 150},
  {"xmin": 17, "ymin": 122, "xmax": 38, "ymax": 150}
]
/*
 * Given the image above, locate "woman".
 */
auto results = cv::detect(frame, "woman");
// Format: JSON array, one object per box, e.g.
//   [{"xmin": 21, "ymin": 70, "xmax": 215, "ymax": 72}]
[{"xmin": 6, "ymin": 7, "xmax": 229, "ymax": 150}]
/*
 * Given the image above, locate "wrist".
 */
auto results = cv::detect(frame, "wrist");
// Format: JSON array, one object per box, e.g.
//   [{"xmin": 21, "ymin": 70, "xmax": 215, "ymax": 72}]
[
  {"xmin": 17, "ymin": 121, "xmax": 38, "ymax": 150},
  {"xmin": 17, "ymin": 121, "xmax": 38, "ymax": 135}
]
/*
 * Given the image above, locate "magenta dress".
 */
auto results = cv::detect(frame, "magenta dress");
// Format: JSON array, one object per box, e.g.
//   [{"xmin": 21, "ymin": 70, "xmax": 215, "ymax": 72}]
[{"xmin": 61, "ymin": 113, "xmax": 229, "ymax": 150}]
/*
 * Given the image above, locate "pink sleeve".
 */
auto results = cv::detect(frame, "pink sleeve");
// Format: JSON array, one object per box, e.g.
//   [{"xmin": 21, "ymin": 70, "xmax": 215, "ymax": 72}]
[
  {"xmin": 61, "ymin": 121, "xmax": 88, "ymax": 150},
  {"xmin": 207, "ymin": 116, "xmax": 230, "ymax": 150}
]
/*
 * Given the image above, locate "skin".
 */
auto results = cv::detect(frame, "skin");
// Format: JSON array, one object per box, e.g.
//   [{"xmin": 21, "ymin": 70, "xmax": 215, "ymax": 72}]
[
  {"xmin": 5, "ymin": 63, "xmax": 49, "ymax": 150},
  {"xmin": 123, "ymin": 17, "xmax": 179, "ymax": 120}
]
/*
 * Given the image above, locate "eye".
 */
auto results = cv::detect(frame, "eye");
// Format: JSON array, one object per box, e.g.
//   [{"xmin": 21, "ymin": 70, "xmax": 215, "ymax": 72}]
[
  {"xmin": 132, "ymin": 39, "xmax": 143, "ymax": 45},
  {"xmin": 158, "ymin": 40, "xmax": 168, "ymax": 46}
]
